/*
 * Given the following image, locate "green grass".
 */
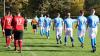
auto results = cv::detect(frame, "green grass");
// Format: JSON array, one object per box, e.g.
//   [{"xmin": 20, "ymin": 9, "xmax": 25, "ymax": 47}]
[{"xmin": 0, "ymin": 24, "xmax": 100, "ymax": 56}]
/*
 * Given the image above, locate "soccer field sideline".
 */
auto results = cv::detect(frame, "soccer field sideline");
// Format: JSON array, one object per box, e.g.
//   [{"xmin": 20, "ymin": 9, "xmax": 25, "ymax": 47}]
[{"xmin": 0, "ymin": 23, "xmax": 100, "ymax": 56}]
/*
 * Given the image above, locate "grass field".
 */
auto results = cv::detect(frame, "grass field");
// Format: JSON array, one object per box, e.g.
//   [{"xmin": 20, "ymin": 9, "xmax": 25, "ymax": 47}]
[{"xmin": 0, "ymin": 23, "xmax": 100, "ymax": 56}]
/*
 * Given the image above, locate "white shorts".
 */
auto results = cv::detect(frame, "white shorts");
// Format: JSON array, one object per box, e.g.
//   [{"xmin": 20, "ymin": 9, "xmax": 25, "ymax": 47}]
[
  {"xmin": 78, "ymin": 29, "xmax": 86, "ymax": 37},
  {"xmin": 65, "ymin": 28, "xmax": 73, "ymax": 37},
  {"xmin": 56, "ymin": 27, "xmax": 62, "ymax": 37},
  {"xmin": 45, "ymin": 27, "xmax": 50, "ymax": 32},
  {"xmin": 89, "ymin": 27, "xmax": 98, "ymax": 39},
  {"xmin": 40, "ymin": 26, "xmax": 44, "ymax": 30}
]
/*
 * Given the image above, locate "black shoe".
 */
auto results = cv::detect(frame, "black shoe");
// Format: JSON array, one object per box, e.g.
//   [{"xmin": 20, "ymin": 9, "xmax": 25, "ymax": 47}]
[
  {"xmin": 81, "ymin": 43, "xmax": 84, "ymax": 48},
  {"xmin": 72, "ymin": 44, "xmax": 74, "ymax": 47},
  {"xmin": 91, "ymin": 49, "xmax": 96, "ymax": 53},
  {"xmin": 57, "ymin": 42, "xmax": 59, "ymax": 44},
  {"xmin": 91, "ymin": 47, "xmax": 96, "ymax": 53},
  {"xmin": 60, "ymin": 40, "xmax": 62, "ymax": 44},
  {"xmin": 64, "ymin": 44, "xmax": 67, "ymax": 46}
]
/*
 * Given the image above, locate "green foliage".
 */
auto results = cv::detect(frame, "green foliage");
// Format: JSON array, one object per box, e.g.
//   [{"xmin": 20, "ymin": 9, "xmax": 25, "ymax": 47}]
[{"xmin": 0, "ymin": 0, "xmax": 100, "ymax": 18}]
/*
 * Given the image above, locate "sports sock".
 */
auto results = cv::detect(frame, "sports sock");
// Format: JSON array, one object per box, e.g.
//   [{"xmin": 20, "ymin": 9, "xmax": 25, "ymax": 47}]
[
  {"xmin": 91, "ymin": 38, "xmax": 95, "ymax": 48},
  {"xmin": 78, "ymin": 37, "xmax": 82, "ymax": 43},
  {"xmin": 19, "ymin": 40, "xmax": 22, "ymax": 51},
  {"xmin": 70, "ymin": 37, "xmax": 74, "ymax": 45},
  {"xmin": 14, "ymin": 40, "xmax": 18, "ymax": 50},
  {"xmin": 8, "ymin": 37, "xmax": 11, "ymax": 46},
  {"xmin": 94, "ymin": 38, "xmax": 96, "ymax": 45},
  {"xmin": 81, "ymin": 37, "xmax": 84, "ymax": 43},
  {"xmin": 64, "ymin": 37, "xmax": 67, "ymax": 44},
  {"xmin": 56, "ymin": 36, "xmax": 59, "ymax": 44}
]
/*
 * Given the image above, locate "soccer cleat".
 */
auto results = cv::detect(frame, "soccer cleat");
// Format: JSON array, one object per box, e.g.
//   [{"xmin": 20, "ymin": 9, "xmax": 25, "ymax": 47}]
[
  {"xmin": 7, "ymin": 46, "xmax": 11, "ymax": 49},
  {"xmin": 47, "ymin": 37, "xmax": 49, "ymax": 39},
  {"xmin": 60, "ymin": 40, "xmax": 62, "ymax": 44},
  {"xmin": 72, "ymin": 44, "xmax": 74, "ymax": 47},
  {"xmin": 19, "ymin": 50, "xmax": 22, "ymax": 53},
  {"xmin": 91, "ymin": 47, "xmax": 96, "ymax": 53},
  {"xmin": 57, "ymin": 42, "xmax": 59, "ymax": 44},
  {"xmin": 81, "ymin": 43, "xmax": 84, "ymax": 48},
  {"xmin": 64, "ymin": 44, "xmax": 67, "ymax": 46}
]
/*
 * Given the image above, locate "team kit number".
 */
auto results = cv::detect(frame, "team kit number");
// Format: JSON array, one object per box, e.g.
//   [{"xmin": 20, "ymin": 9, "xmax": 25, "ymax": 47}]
[{"xmin": 16, "ymin": 18, "xmax": 23, "ymax": 25}]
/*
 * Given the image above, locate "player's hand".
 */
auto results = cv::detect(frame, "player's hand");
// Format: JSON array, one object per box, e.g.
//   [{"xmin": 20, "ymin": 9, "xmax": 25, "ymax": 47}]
[
  {"xmin": 2, "ymin": 29, "xmax": 5, "ymax": 36},
  {"xmin": 2, "ymin": 29, "xmax": 5, "ymax": 33}
]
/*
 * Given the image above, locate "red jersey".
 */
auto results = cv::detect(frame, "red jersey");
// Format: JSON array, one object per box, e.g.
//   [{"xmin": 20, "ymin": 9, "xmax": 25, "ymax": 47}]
[
  {"xmin": 3, "ymin": 16, "xmax": 13, "ymax": 29},
  {"xmin": 13, "ymin": 16, "xmax": 25, "ymax": 31}
]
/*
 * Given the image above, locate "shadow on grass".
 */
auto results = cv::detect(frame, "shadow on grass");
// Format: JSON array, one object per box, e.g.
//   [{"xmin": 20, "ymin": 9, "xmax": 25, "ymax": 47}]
[
  {"xmin": 24, "ymin": 37, "xmax": 47, "ymax": 39},
  {"xmin": 23, "ymin": 44, "xmax": 61, "ymax": 47},
  {"xmin": 22, "ymin": 49, "xmax": 91, "ymax": 53}
]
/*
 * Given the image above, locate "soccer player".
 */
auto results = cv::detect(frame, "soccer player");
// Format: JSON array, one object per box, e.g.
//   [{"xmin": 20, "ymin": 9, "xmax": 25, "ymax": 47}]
[
  {"xmin": 87, "ymin": 9, "xmax": 99, "ymax": 53},
  {"xmin": 34, "ymin": 15, "xmax": 39, "ymax": 32},
  {"xmin": 31, "ymin": 17, "xmax": 38, "ymax": 35},
  {"xmin": 3, "ymin": 12, "xmax": 13, "ymax": 48},
  {"xmin": 38, "ymin": 14, "xmax": 45, "ymax": 36},
  {"xmin": 53, "ymin": 13, "xmax": 63, "ymax": 44},
  {"xmin": 44, "ymin": 14, "xmax": 51, "ymax": 39},
  {"xmin": 64, "ymin": 13, "xmax": 74, "ymax": 47},
  {"xmin": 12, "ymin": 12, "xmax": 25, "ymax": 53},
  {"xmin": 76, "ymin": 10, "xmax": 87, "ymax": 48}
]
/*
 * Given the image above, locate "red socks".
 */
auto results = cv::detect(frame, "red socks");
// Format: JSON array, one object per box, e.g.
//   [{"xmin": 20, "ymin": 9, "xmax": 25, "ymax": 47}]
[
  {"xmin": 19, "ymin": 40, "xmax": 22, "ymax": 50},
  {"xmin": 6, "ymin": 37, "xmax": 11, "ymax": 47},
  {"xmin": 14, "ymin": 40, "xmax": 18, "ymax": 48}
]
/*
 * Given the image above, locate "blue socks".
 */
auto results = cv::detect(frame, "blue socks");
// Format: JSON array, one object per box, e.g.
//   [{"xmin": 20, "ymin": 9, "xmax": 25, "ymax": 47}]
[
  {"xmin": 46, "ymin": 31, "xmax": 50, "ymax": 39},
  {"xmin": 78, "ymin": 37, "xmax": 84, "ymax": 43},
  {"xmin": 91, "ymin": 38, "xmax": 96, "ymax": 48}
]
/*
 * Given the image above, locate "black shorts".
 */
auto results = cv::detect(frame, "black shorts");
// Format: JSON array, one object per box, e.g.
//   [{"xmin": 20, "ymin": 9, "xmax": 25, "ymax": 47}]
[
  {"xmin": 5, "ymin": 29, "xmax": 12, "ymax": 36},
  {"xmin": 24, "ymin": 24, "xmax": 27, "ymax": 27},
  {"xmin": 14, "ymin": 30, "xmax": 23, "ymax": 40},
  {"xmin": 32, "ymin": 24, "xmax": 37, "ymax": 29}
]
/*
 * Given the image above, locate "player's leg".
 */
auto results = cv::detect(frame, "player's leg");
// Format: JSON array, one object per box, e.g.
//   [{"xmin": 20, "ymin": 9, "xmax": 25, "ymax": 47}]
[
  {"xmin": 4, "ymin": 29, "xmax": 8, "ymax": 47},
  {"xmin": 81, "ymin": 29, "xmax": 86, "ymax": 48},
  {"xmin": 78, "ymin": 30, "xmax": 84, "ymax": 47},
  {"xmin": 18, "ymin": 31, "xmax": 23, "ymax": 53},
  {"xmin": 46, "ymin": 27, "xmax": 50, "ymax": 39},
  {"xmin": 45, "ymin": 27, "xmax": 48, "ymax": 39},
  {"xmin": 89, "ymin": 28, "xmax": 96, "ymax": 52},
  {"xmin": 11, "ymin": 30, "xmax": 14, "ymax": 41},
  {"xmin": 91, "ymin": 38, "xmax": 96, "ymax": 52},
  {"xmin": 59, "ymin": 27, "xmax": 62, "ymax": 44},
  {"xmin": 48, "ymin": 28, "xmax": 50, "ymax": 39},
  {"xmin": 43, "ymin": 26, "xmax": 45, "ymax": 35},
  {"xmin": 70, "ymin": 28, "xmax": 74, "ymax": 47},
  {"xmin": 14, "ymin": 31, "xmax": 18, "ymax": 51},
  {"xmin": 40, "ymin": 26, "xmax": 43, "ymax": 36},
  {"xmin": 64, "ymin": 29, "xmax": 69, "ymax": 46},
  {"xmin": 56, "ymin": 28, "xmax": 59, "ymax": 44},
  {"xmin": 5, "ymin": 29, "xmax": 12, "ymax": 48},
  {"xmin": 14, "ymin": 39, "xmax": 18, "ymax": 51},
  {"xmin": 32, "ymin": 24, "xmax": 35, "ymax": 35}
]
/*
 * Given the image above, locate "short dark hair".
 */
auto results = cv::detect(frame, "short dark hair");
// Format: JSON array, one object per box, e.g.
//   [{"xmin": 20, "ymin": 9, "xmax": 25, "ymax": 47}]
[{"xmin": 80, "ymin": 10, "xmax": 84, "ymax": 14}]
